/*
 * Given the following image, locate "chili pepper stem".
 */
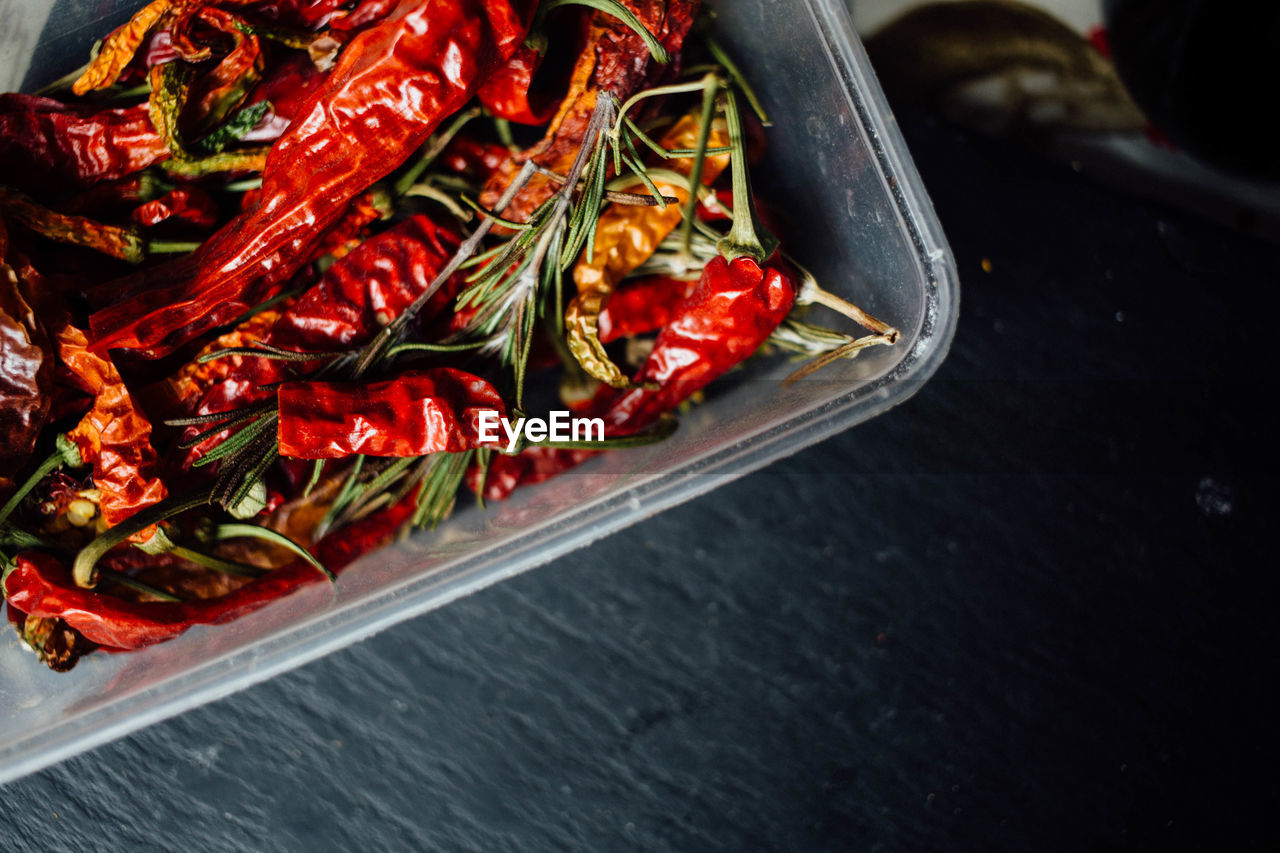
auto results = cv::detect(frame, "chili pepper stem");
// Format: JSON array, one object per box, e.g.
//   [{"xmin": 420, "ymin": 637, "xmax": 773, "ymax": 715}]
[
  {"xmin": 799, "ymin": 285, "xmax": 900, "ymax": 342},
  {"xmin": 716, "ymin": 89, "xmax": 776, "ymax": 264},
  {"xmin": 0, "ymin": 437, "xmax": 83, "ymax": 529},
  {"xmin": 789, "ymin": 257, "xmax": 900, "ymax": 341},
  {"xmin": 782, "ymin": 333, "xmax": 900, "ymax": 387},
  {"xmin": 72, "ymin": 491, "xmax": 210, "ymax": 588},
  {"xmin": 148, "ymin": 240, "xmax": 203, "ymax": 255}
]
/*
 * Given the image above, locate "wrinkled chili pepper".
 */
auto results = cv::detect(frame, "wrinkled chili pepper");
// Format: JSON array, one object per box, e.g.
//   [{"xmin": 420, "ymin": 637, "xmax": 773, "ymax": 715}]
[
  {"xmin": 277, "ymin": 367, "xmax": 506, "ymax": 458},
  {"xmin": 89, "ymin": 0, "xmax": 534, "ymax": 359},
  {"xmin": 179, "ymin": 213, "xmax": 466, "ymax": 467},
  {"xmin": 0, "ymin": 184, "xmax": 146, "ymax": 263},
  {"xmin": 162, "ymin": 305, "xmax": 287, "ymax": 415},
  {"xmin": 604, "ymin": 253, "xmax": 797, "ymax": 432},
  {"xmin": 131, "ymin": 186, "xmax": 219, "ymax": 228},
  {"xmin": 175, "ymin": 6, "xmax": 268, "ymax": 132},
  {"xmin": 596, "ymin": 274, "xmax": 693, "ymax": 343},
  {"xmin": 307, "ymin": 190, "xmax": 387, "ymax": 262},
  {"xmin": 7, "ymin": 606, "xmax": 98, "ymax": 672},
  {"xmin": 148, "ymin": 62, "xmax": 272, "ymax": 178},
  {"xmin": 565, "ymin": 111, "xmax": 730, "ymax": 386},
  {"xmin": 270, "ymin": 213, "xmax": 463, "ymax": 350},
  {"xmin": 468, "ymin": 445, "xmax": 596, "ymax": 502},
  {"xmin": 61, "ymin": 172, "xmax": 170, "ymax": 215},
  {"xmin": 3, "ymin": 490, "xmax": 414, "ymax": 649},
  {"xmin": 0, "ymin": 225, "xmax": 53, "ymax": 479},
  {"xmin": 72, "ymin": 0, "xmax": 176, "ymax": 96},
  {"xmin": 0, "ymin": 95, "xmax": 168, "ymax": 191},
  {"xmin": 478, "ymin": 5, "xmax": 588, "ymax": 126},
  {"xmin": 479, "ymin": 0, "xmax": 699, "ymax": 223},
  {"xmin": 56, "ymin": 324, "xmax": 168, "ymax": 528}
]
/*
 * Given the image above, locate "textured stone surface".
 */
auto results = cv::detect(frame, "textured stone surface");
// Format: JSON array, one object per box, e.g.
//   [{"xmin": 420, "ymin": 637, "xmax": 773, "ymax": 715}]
[{"xmin": 2, "ymin": 116, "xmax": 1276, "ymax": 851}]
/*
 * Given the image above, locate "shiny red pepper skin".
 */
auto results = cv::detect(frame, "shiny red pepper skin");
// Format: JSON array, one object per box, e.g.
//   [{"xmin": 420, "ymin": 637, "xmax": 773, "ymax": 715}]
[
  {"xmin": 89, "ymin": 0, "xmax": 533, "ymax": 358},
  {"xmin": 597, "ymin": 274, "xmax": 694, "ymax": 344},
  {"xmin": 277, "ymin": 367, "xmax": 506, "ymax": 458},
  {"xmin": 3, "ymin": 492, "xmax": 416, "ymax": 650},
  {"xmin": 0, "ymin": 227, "xmax": 53, "ymax": 475},
  {"xmin": 131, "ymin": 186, "xmax": 219, "ymax": 229},
  {"xmin": 269, "ymin": 214, "xmax": 463, "ymax": 351},
  {"xmin": 605, "ymin": 255, "xmax": 797, "ymax": 432},
  {"xmin": 0, "ymin": 95, "xmax": 168, "ymax": 192},
  {"xmin": 178, "ymin": 214, "xmax": 466, "ymax": 467}
]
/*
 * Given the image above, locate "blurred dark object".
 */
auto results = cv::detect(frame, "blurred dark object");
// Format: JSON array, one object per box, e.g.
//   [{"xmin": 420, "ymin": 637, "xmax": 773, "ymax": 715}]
[
  {"xmin": 866, "ymin": 1, "xmax": 1144, "ymax": 136},
  {"xmin": 1105, "ymin": 0, "xmax": 1280, "ymax": 178}
]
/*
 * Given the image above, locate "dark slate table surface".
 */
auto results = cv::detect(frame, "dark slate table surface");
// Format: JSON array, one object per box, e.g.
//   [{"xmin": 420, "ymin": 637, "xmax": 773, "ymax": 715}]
[{"xmin": 3, "ymin": 113, "xmax": 1276, "ymax": 851}]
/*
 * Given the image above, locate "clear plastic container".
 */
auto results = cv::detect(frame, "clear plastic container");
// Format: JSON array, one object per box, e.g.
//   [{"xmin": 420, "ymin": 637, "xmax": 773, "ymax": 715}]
[{"xmin": 0, "ymin": 0, "xmax": 958, "ymax": 783}]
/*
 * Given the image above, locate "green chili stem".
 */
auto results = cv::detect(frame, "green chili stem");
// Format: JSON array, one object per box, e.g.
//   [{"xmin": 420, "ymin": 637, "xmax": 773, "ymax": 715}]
[
  {"xmin": 73, "ymin": 492, "xmax": 212, "ymax": 588},
  {"xmin": 170, "ymin": 545, "xmax": 268, "ymax": 578},
  {"xmin": 716, "ymin": 89, "xmax": 774, "ymax": 264},
  {"xmin": 148, "ymin": 240, "xmax": 203, "ymax": 255},
  {"xmin": 0, "ymin": 449, "xmax": 65, "ymax": 529}
]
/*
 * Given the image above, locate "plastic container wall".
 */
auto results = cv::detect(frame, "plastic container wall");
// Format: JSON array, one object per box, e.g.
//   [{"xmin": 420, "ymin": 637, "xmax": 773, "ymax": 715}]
[{"xmin": 0, "ymin": 0, "xmax": 958, "ymax": 783}]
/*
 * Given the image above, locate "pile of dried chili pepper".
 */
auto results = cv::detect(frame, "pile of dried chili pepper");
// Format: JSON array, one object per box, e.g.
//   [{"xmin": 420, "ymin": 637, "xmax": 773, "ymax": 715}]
[{"xmin": 0, "ymin": 0, "xmax": 898, "ymax": 671}]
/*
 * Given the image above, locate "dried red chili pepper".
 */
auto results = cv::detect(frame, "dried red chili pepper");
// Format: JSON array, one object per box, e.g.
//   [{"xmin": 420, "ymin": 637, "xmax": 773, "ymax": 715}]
[
  {"xmin": 56, "ymin": 324, "xmax": 168, "ymax": 528},
  {"xmin": 167, "ymin": 6, "xmax": 267, "ymax": 133},
  {"xmin": 72, "ymin": 0, "xmax": 176, "ymax": 96},
  {"xmin": 438, "ymin": 136, "xmax": 510, "ymax": 182},
  {"xmin": 596, "ymin": 274, "xmax": 693, "ymax": 343},
  {"xmin": 480, "ymin": 0, "xmax": 697, "ymax": 223},
  {"xmin": 3, "ymin": 491, "xmax": 414, "ymax": 649},
  {"xmin": 270, "ymin": 213, "xmax": 463, "ymax": 350},
  {"xmin": 277, "ymin": 367, "xmax": 506, "ymax": 459},
  {"xmin": 0, "ymin": 224, "xmax": 53, "ymax": 482},
  {"xmin": 61, "ymin": 173, "xmax": 169, "ymax": 216},
  {"xmin": 177, "ymin": 213, "xmax": 464, "ymax": 468},
  {"xmin": 469, "ymin": 445, "xmax": 596, "ymax": 502},
  {"xmin": 89, "ymin": 0, "xmax": 534, "ymax": 358},
  {"xmin": 0, "ymin": 95, "xmax": 168, "ymax": 191},
  {"xmin": 565, "ymin": 112, "xmax": 730, "ymax": 386},
  {"xmin": 477, "ymin": 3, "xmax": 588, "ymax": 128},
  {"xmin": 131, "ymin": 186, "xmax": 219, "ymax": 229},
  {"xmin": 604, "ymin": 254, "xmax": 796, "ymax": 432}
]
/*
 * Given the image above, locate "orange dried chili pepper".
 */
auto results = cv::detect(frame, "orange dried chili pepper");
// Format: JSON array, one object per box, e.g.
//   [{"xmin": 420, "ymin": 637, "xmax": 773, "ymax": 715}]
[
  {"xmin": 0, "ymin": 184, "xmax": 146, "ymax": 263},
  {"xmin": 565, "ymin": 112, "xmax": 730, "ymax": 386},
  {"xmin": 56, "ymin": 324, "xmax": 167, "ymax": 529},
  {"xmin": 479, "ymin": 0, "xmax": 698, "ymax": 224},
  {"xmin": 72, "ymin": 0, "xmax": 177, "ymax": 96},
  {"xmin": 176, "ymin": 6, "xmax": 268, "ymax": 133}
]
